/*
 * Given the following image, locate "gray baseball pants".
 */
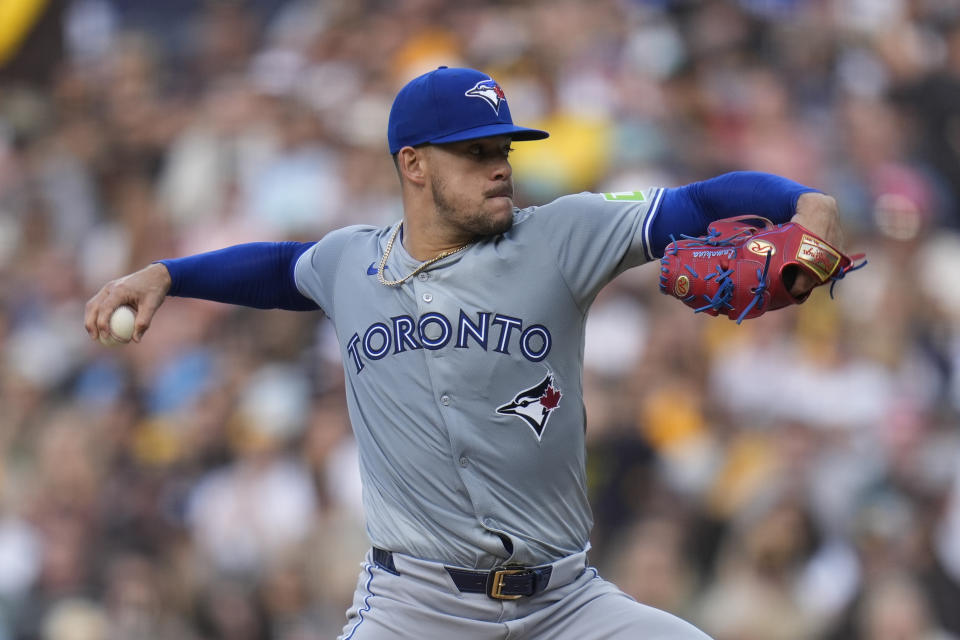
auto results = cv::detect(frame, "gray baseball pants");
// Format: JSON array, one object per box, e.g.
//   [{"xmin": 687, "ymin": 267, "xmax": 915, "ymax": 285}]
[{"xmin": 338, "ymin": 548, "xmax": 713, "ymax": 639}]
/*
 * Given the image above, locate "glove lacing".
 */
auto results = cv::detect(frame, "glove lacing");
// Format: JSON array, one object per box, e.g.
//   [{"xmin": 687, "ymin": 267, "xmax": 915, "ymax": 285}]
[
  {"xmin": 828, "ymin": 255, "xmax": 868, "ymax": 298},
  {"xmin": 734, "ymin": 250, "xmax": 773, "ymax": 324}
]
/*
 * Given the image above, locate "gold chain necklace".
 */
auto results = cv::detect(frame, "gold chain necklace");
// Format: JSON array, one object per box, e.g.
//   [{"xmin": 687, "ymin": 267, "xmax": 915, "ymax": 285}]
[{"xmin": 377, "ymin": 222, "xmax": 469, "ymax": 287}]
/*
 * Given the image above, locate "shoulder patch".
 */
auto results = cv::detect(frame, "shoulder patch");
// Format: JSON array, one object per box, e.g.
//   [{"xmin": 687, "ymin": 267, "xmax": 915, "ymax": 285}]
[{"xmin": 601, "ymin": 191, "xmax": 646, "ymax": 202}]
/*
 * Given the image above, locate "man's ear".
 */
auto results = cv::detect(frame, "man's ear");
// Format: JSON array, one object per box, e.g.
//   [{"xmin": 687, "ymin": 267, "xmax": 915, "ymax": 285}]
[{"xmin": 396, "ymin": 146, "xmax": 428, "ymax": 186}]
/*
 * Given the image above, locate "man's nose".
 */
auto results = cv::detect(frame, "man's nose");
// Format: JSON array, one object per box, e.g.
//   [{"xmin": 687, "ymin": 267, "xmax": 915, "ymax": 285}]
[{"xmin": 492, "ymin": 158, "xmax": 512, "ymax": 181}]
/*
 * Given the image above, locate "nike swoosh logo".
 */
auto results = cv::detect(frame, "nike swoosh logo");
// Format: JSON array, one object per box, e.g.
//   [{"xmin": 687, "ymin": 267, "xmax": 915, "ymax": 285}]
[{"xmin": 367, "ymin": 262, "xmax": 386, "ymax": 275}]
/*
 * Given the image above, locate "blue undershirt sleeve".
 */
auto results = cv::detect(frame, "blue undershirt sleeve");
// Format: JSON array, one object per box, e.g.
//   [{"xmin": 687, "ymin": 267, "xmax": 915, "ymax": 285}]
[
  {"xmin": 647, "ymin": 171, "xmax": 818, "ymax": 258},
  {"xmin": 157, "ymin": 242, "xmax": 320, "ymax": 311}
]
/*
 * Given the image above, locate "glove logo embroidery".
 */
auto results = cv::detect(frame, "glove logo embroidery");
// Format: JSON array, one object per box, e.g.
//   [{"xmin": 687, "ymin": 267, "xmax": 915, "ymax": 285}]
[
  {"xmin": 496, "ymin": 374, "xmax": 562, "ymax": 441},
  {"xmin": 692, "ymin": 249, "xmax": 735, "ymax": 258},
  {"xmin": 747, "ymin": 239, "xmax": 776, "ymax": 256},
  {"xmin": 796, "ymin": 235, "xmax": 841, "ymax": 282},
  {"xmin": 675, "ymin": 275, "xmax": 690, "ymax": 297}
]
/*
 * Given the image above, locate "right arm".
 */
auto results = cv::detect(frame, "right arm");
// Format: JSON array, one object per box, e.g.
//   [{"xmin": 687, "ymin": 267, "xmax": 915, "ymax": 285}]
[{"xmin": 84, "ymin": 241, "xmax": 318, "ymax": 344}]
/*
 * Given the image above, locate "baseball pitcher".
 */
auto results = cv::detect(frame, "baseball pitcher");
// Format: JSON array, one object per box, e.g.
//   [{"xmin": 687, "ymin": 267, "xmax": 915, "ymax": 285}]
[{"xmin": 85, "ymin": 67, "xmax": 857, "ymax": 639}]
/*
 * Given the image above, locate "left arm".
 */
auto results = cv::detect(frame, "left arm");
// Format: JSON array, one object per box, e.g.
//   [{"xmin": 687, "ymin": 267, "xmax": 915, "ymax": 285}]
[
  {"xmin": 648, "ymin": 171, "xmax": 843, "ymax": 254},
  {"xmin": 649, "ymin": 171, "xmax": 843, "ymax": 296}
]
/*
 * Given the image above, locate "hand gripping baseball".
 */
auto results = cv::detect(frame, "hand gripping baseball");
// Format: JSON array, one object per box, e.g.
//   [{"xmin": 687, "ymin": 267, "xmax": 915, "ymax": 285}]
[
  {"xmin": 658, "ymin": 216, "xmax": 866, "ymax": 323},
  {"xmin": 84, "ymin": 263, "xmax": 172, "ymax": 344}
]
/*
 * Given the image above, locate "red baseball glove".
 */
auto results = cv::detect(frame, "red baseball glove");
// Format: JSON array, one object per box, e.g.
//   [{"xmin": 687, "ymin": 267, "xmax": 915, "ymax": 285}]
[{"xmin": 658, "ymin": 216, "xmax": 865, "ymax": 323}]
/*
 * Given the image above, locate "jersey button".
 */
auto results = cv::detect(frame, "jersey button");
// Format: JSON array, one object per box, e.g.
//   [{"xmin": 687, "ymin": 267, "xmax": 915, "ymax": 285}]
[
  {"xmin": 422, "ymin": 292, "xmax": 433, "ymax": 303},
  {"xmin": 440, "ymin": 395, "xmax": 450, "ymax": 406},
  {"xmin": 458, "ymin": 456, "xmax": 468, "ymax": 467},
  {"xmin": 417, "ymin": 272, "xmax": 430, "ymax": 281}
]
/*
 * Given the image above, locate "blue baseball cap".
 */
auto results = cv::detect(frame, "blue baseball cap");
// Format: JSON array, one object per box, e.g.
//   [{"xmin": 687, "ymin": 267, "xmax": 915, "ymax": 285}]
[{"xmin": 387, "ymin": 66, "xmax": 549, "ymax": 154}]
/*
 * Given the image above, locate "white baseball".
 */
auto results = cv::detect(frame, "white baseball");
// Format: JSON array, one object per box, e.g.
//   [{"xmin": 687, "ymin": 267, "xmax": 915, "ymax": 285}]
[{"xmin": 105, "ymin": 304, "xmax": 136, "ymax": 344}]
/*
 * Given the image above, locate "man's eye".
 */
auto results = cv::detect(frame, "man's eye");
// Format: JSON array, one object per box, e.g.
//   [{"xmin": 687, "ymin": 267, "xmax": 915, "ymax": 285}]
[{"xmin": 465, "ymin": 144, "xmax": 511, "ymax": 158}]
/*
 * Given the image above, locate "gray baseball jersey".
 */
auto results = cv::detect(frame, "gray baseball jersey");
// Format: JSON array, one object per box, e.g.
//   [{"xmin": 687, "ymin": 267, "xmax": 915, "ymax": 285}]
[{"xmin": 294, "ymin": 188, "xmax": 664, "ymax": 570}]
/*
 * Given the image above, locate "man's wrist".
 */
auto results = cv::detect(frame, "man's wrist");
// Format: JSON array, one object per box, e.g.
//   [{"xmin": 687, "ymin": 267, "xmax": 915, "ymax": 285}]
[
  {"xmin": 148, "ymin": 261, "xmax": 173, "ymax": 296},
  {"xmin": 792, "ymin": 193, "xmax": 844, "ymax": 251}
]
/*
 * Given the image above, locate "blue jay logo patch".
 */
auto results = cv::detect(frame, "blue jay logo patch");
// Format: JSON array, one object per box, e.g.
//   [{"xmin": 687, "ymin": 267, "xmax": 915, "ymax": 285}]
[
  {"xmin": 496, "ymin": 374, "xmax": 562, "ymax": 440},
  {"xmin": 465, "ymin": 79, "xmax": 507, "ymax": 114}
]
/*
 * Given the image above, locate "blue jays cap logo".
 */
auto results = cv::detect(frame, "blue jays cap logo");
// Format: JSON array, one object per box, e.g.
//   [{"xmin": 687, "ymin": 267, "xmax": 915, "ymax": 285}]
[
  {"xmin": 496, "ymin": 374, "xmax": 562, "ymax": 440},
  {"xmin": 387, "ymin": 67, "xmax": 548, "ymax": 154},
  {"xmin": 465, "ymin": 79, "xmax": 507, "ymax": 114}
]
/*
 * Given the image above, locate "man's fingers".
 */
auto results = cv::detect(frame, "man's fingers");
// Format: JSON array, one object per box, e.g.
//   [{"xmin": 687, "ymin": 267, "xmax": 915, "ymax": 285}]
[
  {"xmin": 86, "ymin": 264, "xmax": 171, "ymax": 344},
  {"xmin": 84, "ymin": 296, "xmax": 101, "ymax": 339},
  {"xmin": 84, "ymin": 287, "xmax": 117, "ymax": 341},
  {"xmin": 132, "ymin": 297, "xmax": 162, "ymax": 342},
  {"xmin": 84, "ymin": 282, "xmax": 139, "ymax": 343}
]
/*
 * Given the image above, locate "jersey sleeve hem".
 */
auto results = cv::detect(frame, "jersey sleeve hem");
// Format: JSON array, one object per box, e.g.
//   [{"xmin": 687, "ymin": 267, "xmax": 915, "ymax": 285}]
[
  {"xmin": 640, "ymin": 187, "xmax": 666, "ymax": 261},
  {"xmin": 293, "ymin": 226, "xmax": 369, "ymax": 317}
]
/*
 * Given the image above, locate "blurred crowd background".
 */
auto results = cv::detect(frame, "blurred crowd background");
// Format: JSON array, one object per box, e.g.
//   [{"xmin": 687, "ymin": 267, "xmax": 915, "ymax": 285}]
[{"xmin": 2, "ymin": 0, "xmax": 960, "ymax": 638}]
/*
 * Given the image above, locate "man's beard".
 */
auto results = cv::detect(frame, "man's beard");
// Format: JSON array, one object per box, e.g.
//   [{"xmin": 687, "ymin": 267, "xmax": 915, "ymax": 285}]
[{"xmin": 432, "ymin": 175, "xmax": 514, "ymax": 238}]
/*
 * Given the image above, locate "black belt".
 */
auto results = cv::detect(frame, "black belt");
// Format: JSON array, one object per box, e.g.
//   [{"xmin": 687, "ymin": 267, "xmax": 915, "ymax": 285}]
[{"xmin": 372, "ymin": 547, "xmax": 553, "ymax": 600}]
